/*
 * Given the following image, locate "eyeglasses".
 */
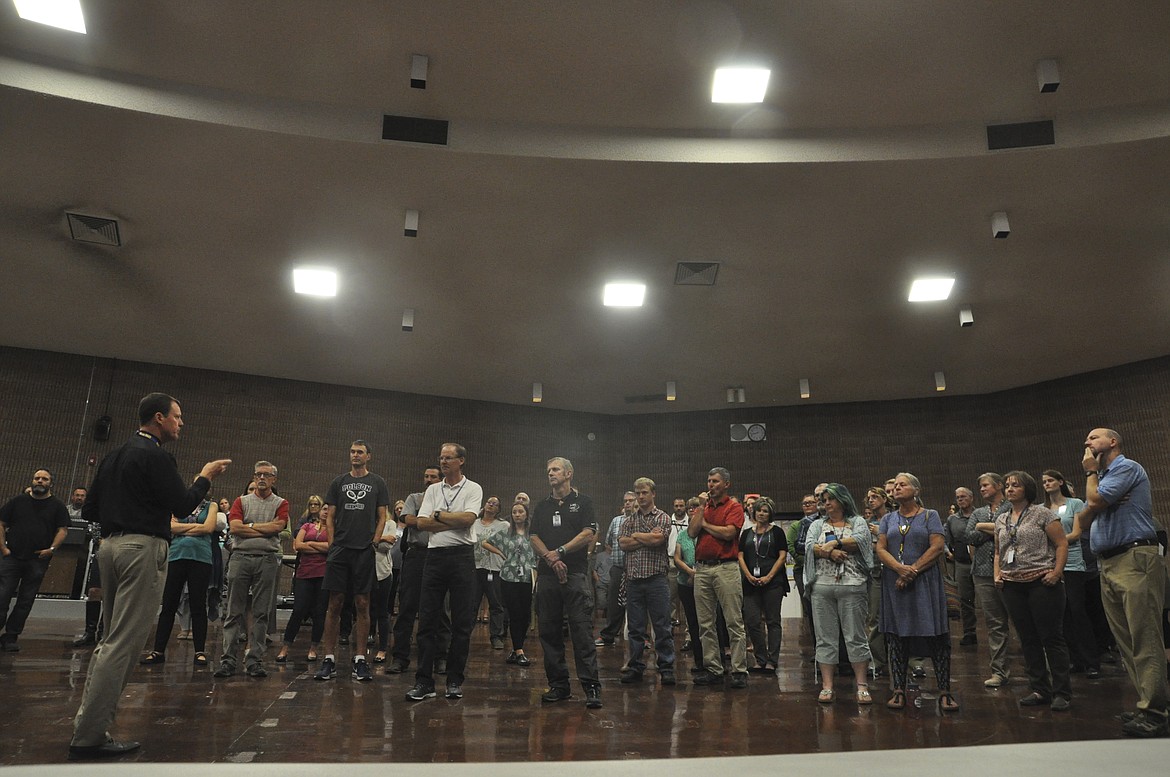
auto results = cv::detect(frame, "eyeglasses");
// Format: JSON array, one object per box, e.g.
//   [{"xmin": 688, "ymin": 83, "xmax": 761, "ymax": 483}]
[
  {"xmin": 439, "ymin": 455, "xmax": 462, "ymax": 462},
  {"xmin": 254, "ymin": 472, "xmax": 275, "ymax": 480}
]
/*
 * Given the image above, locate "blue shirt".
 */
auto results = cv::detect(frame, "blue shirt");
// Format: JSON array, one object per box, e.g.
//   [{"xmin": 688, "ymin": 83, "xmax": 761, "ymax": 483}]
[{"xmin": 1090, "ymin": 453, "xmax": 1156, "ymax": 554}]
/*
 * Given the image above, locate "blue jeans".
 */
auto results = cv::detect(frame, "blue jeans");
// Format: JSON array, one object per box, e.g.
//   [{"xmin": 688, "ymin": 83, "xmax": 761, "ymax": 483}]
[{"xmin": 625, "ymin": 573, "xmax": 675, "ymax": 674}]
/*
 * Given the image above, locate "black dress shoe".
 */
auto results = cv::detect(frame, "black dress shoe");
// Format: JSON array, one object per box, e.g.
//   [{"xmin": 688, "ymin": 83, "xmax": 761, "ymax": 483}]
[
  {"xmin": 72, "ymin": 632, "xmax": 97, "ymax": 647},
  {"xmin": 620, "ymin": 669, "xmax": 643, "ymax": 684},
  {"xmin": 541, "ymin": 687, "xmax": 572, "ymax": 703},
  {"xmin": 1050, "ymin": 696, "xmax": 1072, "ymax": 711},
  {"xmin": 68, "ymin": 738, "xmax": 140, "ymax": 760},
  {"xmin": 692, "ymin": 671, "xmax": 723, "ymax": 686},
  {"xmin": 1018, "ymin": 692, "xmax": 1051, "ymax": 706},
  {"xmin": 959, "ymin": 634, "xmax": 977, "ymax": 646},
  {"xmin": 385, "ymin": 659, "xmax": 408, "ymax": 674},
  {"xmin": 516, "ymin": 654, "xmax": 531, "ymax": 666}
]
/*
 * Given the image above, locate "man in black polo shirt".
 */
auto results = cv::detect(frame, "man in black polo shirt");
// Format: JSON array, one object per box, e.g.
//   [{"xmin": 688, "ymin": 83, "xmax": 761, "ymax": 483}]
[
  {"xmin": 0, "ymin": 469, "xmax": 70, "ymax": 652},
  {"xmin": 69, "ymin": 392, "xmax": 230, "ymax": 760},
  {"xmin": 531, "ymin": 456, "xmax": 602, "ymax": 708}
]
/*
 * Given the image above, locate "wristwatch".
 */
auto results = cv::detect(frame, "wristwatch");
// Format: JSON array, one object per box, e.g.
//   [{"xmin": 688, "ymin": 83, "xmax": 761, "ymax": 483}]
[
  {"xmin": 1083, "ymin": 470, "xmax": 1098, "ymax": 477},
  {"xmin": 557, "ymin": 545, "xmax": 566, "ymax": 556}
]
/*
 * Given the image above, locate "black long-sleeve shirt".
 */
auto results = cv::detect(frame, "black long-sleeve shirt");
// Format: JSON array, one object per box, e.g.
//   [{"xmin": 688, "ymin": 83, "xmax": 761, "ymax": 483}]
[{"xmin": 83, "ymin": 431, "xmax": 210, "ymax": 541}]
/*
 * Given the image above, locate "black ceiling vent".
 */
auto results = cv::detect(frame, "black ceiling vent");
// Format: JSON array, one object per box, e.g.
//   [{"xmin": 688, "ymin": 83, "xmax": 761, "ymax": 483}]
[
  {"xmin": 986, "ymin": 120, "xmax": 1055, "ymax": 151},
  {"xmin": 624, "ymin": 393, "xmax": 666, "ymax": 404},
  {"xmin": 382, "ymin": 114, "xmax": 449, "ymax": 146},
  {"xmin": 674, "ymin": 261, "xmax": 720, "ymax": 286},
  {"xmin": 66, "ymin": 212, "xmax": 121, "ymax": 246}
]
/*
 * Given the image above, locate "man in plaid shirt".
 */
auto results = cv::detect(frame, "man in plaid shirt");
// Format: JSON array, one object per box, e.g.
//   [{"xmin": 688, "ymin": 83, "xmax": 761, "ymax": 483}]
[{"xmin": 618, "ymin": 477, "xmax": 676, "ymax": 687}]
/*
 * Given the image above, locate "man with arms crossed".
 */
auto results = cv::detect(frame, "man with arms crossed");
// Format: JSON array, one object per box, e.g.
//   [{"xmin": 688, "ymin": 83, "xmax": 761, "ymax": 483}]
[
  {"xmin": 70, "ymin": 393, "xmax": 230, "ymax": 759},
  {"xmin": 689, "ymin": 467, "xmax": 748, "ymax": 688},
  {"xmin": 618, "ymin": 477, "xmax": 676, "ymax": 686},
  {"xmin": 405, "ymin": 443, "xmax": 481, "ymax": 701},
  {"xmin": 387, "ymin": 463, "xmax": 445, "ymax": 674},
  {"xmin": 214, "ymin": 460, "xmax": 288, "ymax": 679},
  {"xmin": 532, "ymin": 457, "xmax": 602, "ymax": 708},
  {"xmin": 316, "ymin": 440, "xmax": 390, "ymax": 682},
  {"xmin": 1073, "ymin": 428, "xmax": 1168, "ymax": 738}
]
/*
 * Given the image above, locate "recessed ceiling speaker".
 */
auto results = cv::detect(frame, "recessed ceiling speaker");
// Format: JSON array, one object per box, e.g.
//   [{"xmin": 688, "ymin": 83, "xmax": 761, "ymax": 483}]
[
  {"xmin": 992, "ymin": 211, "xmax": 1010, "ymax": 239},
  {"xmin": 960, "ymin": 307, "xmax": 974, "ymax": 327},
  {"xmin": 411, "ymin": 54, "xmax": 428, "ymax": 89},
  {"xmin": 404, "ymin": 209, "xmax": 419, "ymax": 237},
  {"xmin": 1036, "ymin": 59, "xmax": 1060, "ymax": 93},
  {"xmin": 402, "ymin": 309, "xmax": 414, "ymax": 332}
]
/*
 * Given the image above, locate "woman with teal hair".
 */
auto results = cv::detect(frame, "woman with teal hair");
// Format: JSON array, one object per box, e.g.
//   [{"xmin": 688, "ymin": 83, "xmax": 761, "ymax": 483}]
[{"xmin": 804, "ymin": 483, "xmax": 875, "ymax": 703}]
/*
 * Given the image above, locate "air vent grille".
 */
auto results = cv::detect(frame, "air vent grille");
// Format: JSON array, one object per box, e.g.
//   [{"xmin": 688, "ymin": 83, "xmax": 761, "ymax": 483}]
[
  {"xmin": 675, "ymin": 262, "xmax": 720, "ymax": 286},
  {"xmin": 67, "ymin": 213, "xmax": 121, "ymax": 246}
]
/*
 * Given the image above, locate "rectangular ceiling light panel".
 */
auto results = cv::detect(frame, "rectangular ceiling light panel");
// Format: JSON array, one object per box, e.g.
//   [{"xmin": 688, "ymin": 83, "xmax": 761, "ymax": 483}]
[
  {"xmin": 711, "ymin": 68, "xmax": 770, "ymax": 103},
  {"xmin": 603, "ymin": 282, "xmax": 645, "ymax": 307},
  {"xmin": 293, "ymin": 268, "xmax": 338, "ymax": 297},
  {"xmin": 908, "ymin": 277, "xmax": 954, "ymax": 302},
  {"xmin": 15, "ymin": 0, "xmax": 86, "ymax": 33}
]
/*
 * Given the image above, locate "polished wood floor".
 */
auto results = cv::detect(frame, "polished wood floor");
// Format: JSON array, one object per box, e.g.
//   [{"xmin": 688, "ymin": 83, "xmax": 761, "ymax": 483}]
[{"xmin": 0, "ymin": 611, "xmax": 1143, "ymax": 764}]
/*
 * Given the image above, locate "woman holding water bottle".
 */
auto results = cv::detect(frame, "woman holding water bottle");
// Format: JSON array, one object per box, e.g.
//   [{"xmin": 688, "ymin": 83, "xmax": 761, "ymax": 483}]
[{"xmin": 804, "ymin": 483, "xmax": 874, "ymax": 704}]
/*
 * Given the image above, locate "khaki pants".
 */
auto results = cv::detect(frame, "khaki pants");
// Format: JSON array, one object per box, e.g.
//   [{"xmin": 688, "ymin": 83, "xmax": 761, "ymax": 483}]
[
  {"xmin": 1100, "ymin": 546, "xmax": 1169, "ymax": 713},
  {"xmin": 973, "ymin": 574, "xmax": 1012, "ymax": 680},
  {"xmin": 72, "ymin": 534, "xmax": 168, "ymax": 747},
  {"xmin": 694, "ymin": 561, "xmax": 746, "ymax": 675}
]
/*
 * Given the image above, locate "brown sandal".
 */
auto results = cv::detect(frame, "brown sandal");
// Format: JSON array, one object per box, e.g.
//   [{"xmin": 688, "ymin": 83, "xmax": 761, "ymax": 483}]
[
  {"xmin": 886, "ymin": 690, "xmax": 906, "ymax": 710},
  {"xmin": 939, "ymin": 692, "xmax": 960, "ymax": 712}
]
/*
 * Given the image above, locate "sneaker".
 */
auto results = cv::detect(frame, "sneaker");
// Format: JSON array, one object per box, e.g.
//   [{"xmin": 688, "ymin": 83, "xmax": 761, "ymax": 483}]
[
  {"xmin": 405, "ymin": 683, "xmax": 437, "ymax": 701},
  {"xmin": 594, "ymin": 637, "xmax": 614, "ymax": 647},
  {"xmin": 983, "ymin": 674, "xmax": 1008, "ymax": 688},
  {"xmin": 386, "ymin": 658, "xmax": 408, "ymax": 674},
  {"xmin": 541, "ymin": 686, "xmax": 572, "ymax": 703},
  {"xmin": 729, "ymin": 672, "xmax": 748, "ymax": 689},
  {"xmin": 584, "ymin": 685, "xmax": 603, "ymax": 709},
  {"xmin": 0, "ymin": 636, "xmax": 19, "ymax": 653},
  {"xmin": 314, "ymin": 658, "xmax": 337, "ymax": 681},
  {"xmin": 660, "ymin": 670, "xmax": 676, "ymax": 686},
  {"xmin": 911, "ymin": 666, "xmax": 926, "ymax": 678},
  {"xmin": 1050, "ymin": 696, "xmax": 1071, "ymax": 712},
  {"xmin": 445, "ymin": 683, "xmax": 463, "ymax": 699},
  {"xmin": 352, "ymin": 659, "xmax": 373, "ymax": 682},
  {"xmin": 245, "ymin": 663, "xmax": 268, "ymax": 678},
  {"xmin": 491, "ymin": 638, "xmax": 505, "ymax": 650},
  {"xmin": 1086, "ymin": 667, "xmax": 1101, "ymax": 680},
  {"xmin": 692, "ymin": 671, "xmax": 723, "ymax": 686},
  {"xmin": 1121, "ymin": 710, "xmax": 1170, "ymax": 738},
  {"xmin": 620, "ymin": 669, "xmax": 643, "ymax": 684},
  {"xmin": 212, "ymin": 661, "xmax": 235, "ymax": 678}
]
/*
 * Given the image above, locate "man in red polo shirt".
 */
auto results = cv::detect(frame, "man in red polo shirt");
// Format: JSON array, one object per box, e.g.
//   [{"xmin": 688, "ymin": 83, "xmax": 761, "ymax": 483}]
[{"xmin": 688, "ymin": 467, "xmax": 748, "ymax": 688}]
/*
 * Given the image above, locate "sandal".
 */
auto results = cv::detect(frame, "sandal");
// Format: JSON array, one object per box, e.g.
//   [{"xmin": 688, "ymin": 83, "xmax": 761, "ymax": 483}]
[
  {"xmin": 306, "ymin": 652, "xmax": 318, "ymax": 662},
  {"xmin": 139, "ymin": 651, "xmax": 165, "ymax": 665},
  {"xmin": 857, "ymin": 685, "xmax": 873, "ymax": 705},
  {"xmin": 939, "ymin": 692, "xmax": 960, "ymax": 712},
  {"xmin": 373, "ymin": 652, "xmax": 386, "ymax": 663},
  {"xmin": 275, "ymin": 652, "xmax": 288, "ymax": 663},
  {"xmin": 177, "ymin": 630, "xmax": 192, "ymax": 640},
  {"xmin": 818, "ymin": 688, "xmax": 835, "ymax": 703},
  {"xmin": 887, "ymin": 690, "xmax": 906, "ymax": 710},
  {"xmin": 193, "ymin": 652, "xmax": 209, "ymax": 667}
]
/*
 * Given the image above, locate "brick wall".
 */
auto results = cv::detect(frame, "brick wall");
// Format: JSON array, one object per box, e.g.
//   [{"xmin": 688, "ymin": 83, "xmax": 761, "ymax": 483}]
[{"xmin": 2, "ymin": 346, "xmax": 1167, "ymax": 534}]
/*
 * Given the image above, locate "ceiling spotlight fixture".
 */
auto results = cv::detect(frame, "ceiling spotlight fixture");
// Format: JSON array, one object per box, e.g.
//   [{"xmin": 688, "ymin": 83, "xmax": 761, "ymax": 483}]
[
  {"xmin": 711, "ymin": 67, "xmax": 770, "ymax": 103},
  {"xmin": 1036, "ymin": 58, "xmax": 1060, "ymax": 93},
  {"xmin": 532, "ymin": 382, "xmax": 543, "ymax": 403},
  {"xmin": 799, "ymin": 378, "xmax": 811, "ymax": 399},
  {"xmin": 960, "ymin": 307, "xmax": 974, "ymax": 327},
  {"xmin": 411, "ymin": 54, "xmax": 429, "ymax": 89},
  {"xmin": 666, "ymin": 381, "xmax": 677, "ymax": 402},
  {"xmin": 293, "ymin": 267, "xmax": 338, "ymax": 297},
  {"xmin": 935, "ymin": 371, "xmax": 947, "ymax": 392},
  {"xmin": 991, "ymin": 211, "xmax": 1010, "ymax": 239},
  {"xmin": 603, "ymin": 282, "xmax": 645, "ymax": 307},
  {"xmin": 14, "ymin": 0, "xmax": 85, "ymax": 33},
  {"xmin": 908, "ymin": 277, "xmax": 954, "ymax": 302},
  {"xmin": 404, "ymin": 209, "xmax": 419, "ymax": 237}
]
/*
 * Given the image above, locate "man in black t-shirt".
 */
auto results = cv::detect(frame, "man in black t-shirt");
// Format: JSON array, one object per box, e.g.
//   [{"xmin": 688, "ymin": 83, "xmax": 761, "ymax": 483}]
[
  {"xmin": 0, "ymin": 469, "xmax": 69, "ymax": 652},
  {"xmin": 316, "ymin": 440, "xmax": 390, "ymax": 683},
  {"xmin": 530, "ymin": 456, "xmax": 602, "ymax": 708}
]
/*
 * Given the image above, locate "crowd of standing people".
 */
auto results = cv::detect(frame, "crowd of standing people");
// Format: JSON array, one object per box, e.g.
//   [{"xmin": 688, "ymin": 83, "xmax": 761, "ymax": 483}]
[{"xmin": 1, "ymin": 392, "xmax": 1167, "ymax": 759}]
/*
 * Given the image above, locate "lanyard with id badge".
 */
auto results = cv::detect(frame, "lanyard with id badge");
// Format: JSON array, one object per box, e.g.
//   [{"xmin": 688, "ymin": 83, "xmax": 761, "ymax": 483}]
[{"xmin": 1003, "ymin": 506, "xmax": 1028, "ymax": 565}]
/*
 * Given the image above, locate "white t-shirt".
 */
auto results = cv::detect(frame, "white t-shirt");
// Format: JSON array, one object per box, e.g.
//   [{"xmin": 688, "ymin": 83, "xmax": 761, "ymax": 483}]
[{"xmin": 417, "ymin": 476, "xmax": 484, "ymax": 548}]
